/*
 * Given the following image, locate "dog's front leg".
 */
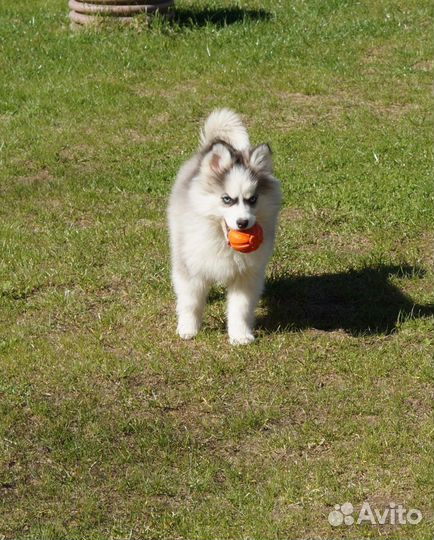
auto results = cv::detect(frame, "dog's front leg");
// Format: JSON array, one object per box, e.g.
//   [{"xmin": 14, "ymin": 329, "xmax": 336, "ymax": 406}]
[
  {"xmin": 227, "ymin": 271, "xmax": 264, "ymax": 345},
  {"xmin": 173, "ymin": 271, "xmax": 210, "ymax": 340}
]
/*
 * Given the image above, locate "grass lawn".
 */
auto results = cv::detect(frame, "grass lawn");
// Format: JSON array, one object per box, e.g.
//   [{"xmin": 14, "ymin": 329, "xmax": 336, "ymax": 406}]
[{"xmin": 0, "ymin": 0, "xmax": 433, "ymax": 538}]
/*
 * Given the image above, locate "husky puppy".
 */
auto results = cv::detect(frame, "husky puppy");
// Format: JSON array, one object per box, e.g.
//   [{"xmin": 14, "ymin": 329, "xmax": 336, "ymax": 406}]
[{"xmin": 168, "ymin": 109, "xmax": 281, "ymax": 344}]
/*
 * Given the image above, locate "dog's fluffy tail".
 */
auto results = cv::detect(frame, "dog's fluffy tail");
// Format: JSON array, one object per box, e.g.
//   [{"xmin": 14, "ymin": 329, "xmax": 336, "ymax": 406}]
[{"xmin": 200, "ymin": 109, "xmax": 250, "ymax": 152}]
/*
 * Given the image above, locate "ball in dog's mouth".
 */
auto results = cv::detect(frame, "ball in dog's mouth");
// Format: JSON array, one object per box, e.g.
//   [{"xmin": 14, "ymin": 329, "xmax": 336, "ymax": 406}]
[{"xmin": 226, "ymin": 223, "xmax": 263, "ymax": 253}]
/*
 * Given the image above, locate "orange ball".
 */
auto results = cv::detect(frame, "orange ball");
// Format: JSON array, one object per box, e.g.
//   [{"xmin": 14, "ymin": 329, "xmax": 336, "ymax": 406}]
[{"xmin": 228, "ymin": 223, "xmax": 264, "ymax": 253}]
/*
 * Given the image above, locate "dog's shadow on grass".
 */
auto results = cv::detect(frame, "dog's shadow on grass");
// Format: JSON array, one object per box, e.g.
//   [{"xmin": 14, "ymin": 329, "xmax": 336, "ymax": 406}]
[
  {"xmin": 172, "ymin": 6, "xmax": 271, "ymax": 28},
  {"xmin": 258, "ymin": 265, "xmax": 433, "ymax": 336}
]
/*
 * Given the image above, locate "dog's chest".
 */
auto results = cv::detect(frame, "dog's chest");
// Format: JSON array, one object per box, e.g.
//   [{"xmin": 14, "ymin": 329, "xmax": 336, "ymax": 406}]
[{"xmin": 181, "ymin": 222, "xmax": 253, "ymax": 283}]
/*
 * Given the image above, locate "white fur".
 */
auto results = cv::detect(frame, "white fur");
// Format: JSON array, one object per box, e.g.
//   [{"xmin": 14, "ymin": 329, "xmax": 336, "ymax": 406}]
[
  {"xmin": 221, "ymin": 166, "xmax": 257, "ymax": 229},
  {"xmin": 168, "ymin": 110, "xmax": 281, "ymax": 344},
  {"xmin": 200, "ymin": 108, "xmax": 250, "ymax": 151}
]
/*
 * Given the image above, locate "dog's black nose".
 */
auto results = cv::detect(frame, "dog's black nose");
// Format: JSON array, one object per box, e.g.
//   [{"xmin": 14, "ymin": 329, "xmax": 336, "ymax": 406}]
[{"xmin": 236, "ymin": 219, "xmax": 249, "ymax": 229}]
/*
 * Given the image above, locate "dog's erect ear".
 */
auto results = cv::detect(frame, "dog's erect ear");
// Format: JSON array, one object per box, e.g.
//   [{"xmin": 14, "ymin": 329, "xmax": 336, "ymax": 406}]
[
  {"xmin": 249, "ymin": 144, "xmax": 273, "ymax": 174},
  {"xmin": 205, "ymin": 142, "xmax": 233, "ymax": 176}
]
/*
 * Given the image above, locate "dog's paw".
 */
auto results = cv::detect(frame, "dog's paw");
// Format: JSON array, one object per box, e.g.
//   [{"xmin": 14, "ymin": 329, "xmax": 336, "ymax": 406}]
[
  {"xmin": 177, "ymin": 321, "xmax": 199, "ymax": 340},
  {"xmin": 178, "ymin": 331, "xmax": 197, "ymax": 340},
  {"xmin": 229, "ymin": 333, "xmax": 255, "ymax": 345}
]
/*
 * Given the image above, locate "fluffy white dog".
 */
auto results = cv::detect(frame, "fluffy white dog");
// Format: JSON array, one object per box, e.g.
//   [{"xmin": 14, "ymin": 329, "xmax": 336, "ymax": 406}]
[{"xmin": 168, "ymin": 109, "xmax": 281, "ymax": 344}]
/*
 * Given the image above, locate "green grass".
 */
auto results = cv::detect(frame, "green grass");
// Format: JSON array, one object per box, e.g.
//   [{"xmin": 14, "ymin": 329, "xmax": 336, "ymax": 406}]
[{"xmin": 0, "ymin": 0, "xmax": 433, "ymax": 538}]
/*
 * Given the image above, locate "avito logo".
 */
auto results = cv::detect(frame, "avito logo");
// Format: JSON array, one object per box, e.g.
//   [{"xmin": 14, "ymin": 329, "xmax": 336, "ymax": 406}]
[{"xmin": 328, "ymin": 501, "xmax": 422, "ymax": 527}]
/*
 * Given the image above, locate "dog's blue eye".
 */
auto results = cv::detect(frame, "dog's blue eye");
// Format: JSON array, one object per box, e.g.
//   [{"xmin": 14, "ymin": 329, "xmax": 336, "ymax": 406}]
[
  {"xmin": 222, "ymin": 195, "xmax": 233, "ymax": 205},
  {"xmin": 247, "ymin": 195, "xmax": 258, "ymax": 205}
]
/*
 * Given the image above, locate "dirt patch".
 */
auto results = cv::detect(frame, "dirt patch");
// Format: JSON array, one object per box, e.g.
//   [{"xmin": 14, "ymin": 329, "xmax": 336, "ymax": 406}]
[
  {"xmin": 110, "ymin": 128, "xmax": 154, "ymax": 146},
  {"xmin": 123, "ymin": 128, "xmax": 152, "ymax": 144},
  {"xmin": 279, "ymin": 206, "xmax": 305, "ymax": 222},
  {"xmin": 0, "ymin": 113, "xmax": 14, "ymax": 124},
  {"xmin": 134, "ymin": 80, "xmax": 198, "ymax": 100},
  {"xmin": 149, "ymin": 111, "xmax": 171, "ymax": 127},
  {"xmin": 56, "ymin": 144, "xmax": 95, "ymax": 164},
  {"xmin": 362, "ymin": 44, "xmax": 396, "ymax": 65},
  {"xmin": 405, "ymin": 393, "xmax": 432, "ymax": 419},
  {"xmin": 17, "ymin": 168, "xmax": 53, "ymax": 185},
  {"xmin": 282, "ymin": 92, "xmax": 325, "ymax": 106},
  {"xmin": 412, "ymin": 59, "xmax": 433, "ymax": 72},
  {"xmin": 136, "ymin": 218, "xmax": 164, "ymax": 228},
  {"xmin": 73, "ymin": 216, "xmax": 93, "ymax": 229},
  {"xmin": 298, "ymin": 230, "xmax": 372, "ymax": 255},
  {"xmin": 315, "ymin": 371, "xmax": 347, "ymax": 391},
  {"xmin": 276, "ymin": 90, "xmax": 418, "ymax": 125},
  {"xmin": 134, "ymin": 84, "xmax": 154, "ymax": 98},
  {"xmin": 420, "ymin": 231, "xmax": 434, "ymax": 265}
]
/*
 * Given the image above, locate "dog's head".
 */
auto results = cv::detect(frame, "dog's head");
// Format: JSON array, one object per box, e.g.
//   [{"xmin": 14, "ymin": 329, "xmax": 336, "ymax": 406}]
[{"xmin": 196, "ymin": 140, "xmax": 275, "ymax": 231}]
